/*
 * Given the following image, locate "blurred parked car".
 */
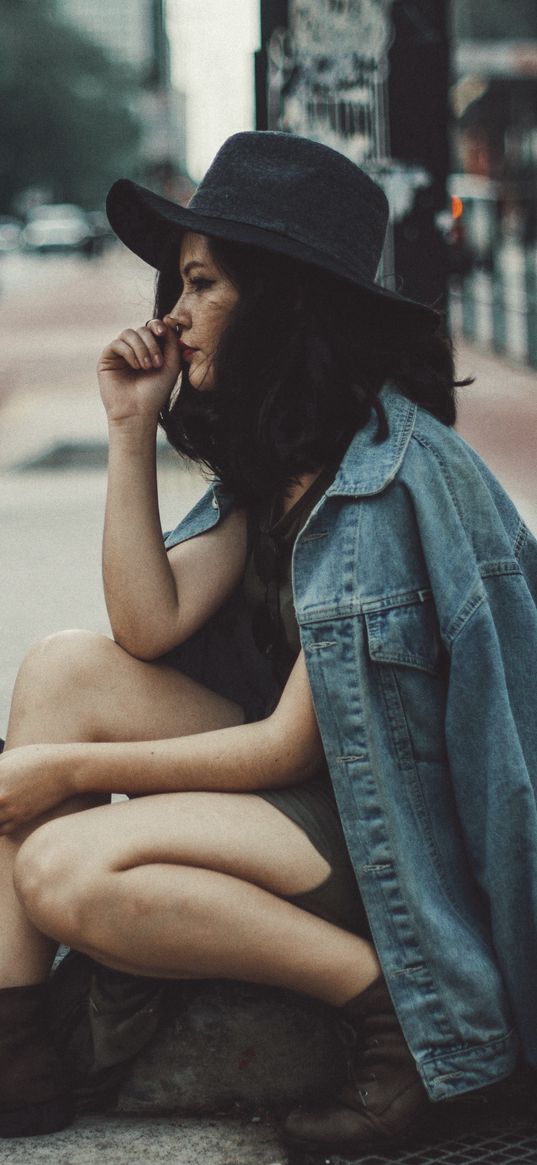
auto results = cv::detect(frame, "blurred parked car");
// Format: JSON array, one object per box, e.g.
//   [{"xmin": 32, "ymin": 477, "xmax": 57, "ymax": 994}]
[
  {"xmin": 85, "ymin": 210, "xmax": 116, "ymax": 257},
  {"xmin": 22, "ymin": 204, "xmax": 91, "ymax": 254},
  {"xmin": 0, "ymin": 216, "xmax": 22, "ymax": 253}
]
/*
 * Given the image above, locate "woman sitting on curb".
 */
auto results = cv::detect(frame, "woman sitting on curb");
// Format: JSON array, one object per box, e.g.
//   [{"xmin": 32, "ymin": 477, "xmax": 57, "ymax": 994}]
[{"xmin": 0, "ymin": 131, "xmax": 536, "ymax": 1153}]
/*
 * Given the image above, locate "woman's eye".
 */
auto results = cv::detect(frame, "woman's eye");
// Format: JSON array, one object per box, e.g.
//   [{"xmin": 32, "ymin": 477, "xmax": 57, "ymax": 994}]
[{"xmin": 190, "ymin": 278, "xmax": 213, "ymax": 292}]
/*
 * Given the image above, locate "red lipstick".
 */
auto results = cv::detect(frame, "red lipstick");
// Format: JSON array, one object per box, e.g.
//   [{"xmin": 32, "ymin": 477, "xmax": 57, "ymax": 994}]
[{"xmin": 179, "ymin": 339, "xmax": 196, "ymax": 362}]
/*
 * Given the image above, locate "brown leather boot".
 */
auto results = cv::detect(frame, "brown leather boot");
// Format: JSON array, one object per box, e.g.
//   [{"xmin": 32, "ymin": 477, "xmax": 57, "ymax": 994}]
[
  {"xmin": 0, "ymin": 984, "xmax": 72, "ymax": 1137},
  {"xmin": 284, "ymin": 975, "xmax": 430, "ymax": 1153}
]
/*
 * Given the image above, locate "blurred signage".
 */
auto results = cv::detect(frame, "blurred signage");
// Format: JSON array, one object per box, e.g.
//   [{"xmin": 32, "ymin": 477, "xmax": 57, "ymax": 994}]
[
  {"xmin": 455, "ymin": 40, "xmax": 537, "ymax": 78},
  {"xmin": 268, "ymin": 0, "xmax": 394, "ymax": 163},
  {"xmin": 290, "ymin": 0, "xmax": 393, "ymax": 62},
  {"xmin": 263, "ymin": 0, "xmax": 449, "ymax": 307}
]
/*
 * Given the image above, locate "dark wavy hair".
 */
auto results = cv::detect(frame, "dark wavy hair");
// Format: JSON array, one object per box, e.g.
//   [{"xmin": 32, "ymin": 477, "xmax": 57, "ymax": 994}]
[{"xmin": 156, "ymin": 236, "xmax": 464, "ymax": 505}]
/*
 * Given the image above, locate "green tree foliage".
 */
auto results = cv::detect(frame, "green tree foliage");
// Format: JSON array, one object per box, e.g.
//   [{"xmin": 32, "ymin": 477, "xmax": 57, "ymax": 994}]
[{"xmin": 0, "ymin": 0, "xmax": 143, "ymax": 212}]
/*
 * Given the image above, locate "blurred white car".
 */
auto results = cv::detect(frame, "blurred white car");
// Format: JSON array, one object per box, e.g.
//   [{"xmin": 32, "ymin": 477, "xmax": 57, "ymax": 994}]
[
  {"xmin": 0, "ymin": 216, "xmax": 22, "ymax": 253},
  {"xmin": 22, "ymin": 204, "xmax": 91, "ymax": 253}
]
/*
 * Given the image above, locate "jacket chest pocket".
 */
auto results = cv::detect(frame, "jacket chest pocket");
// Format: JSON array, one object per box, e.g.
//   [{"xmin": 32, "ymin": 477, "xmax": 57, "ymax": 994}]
[{"xmin": 364, "ymin": 596, "xmax": 448, "ymax": 766}]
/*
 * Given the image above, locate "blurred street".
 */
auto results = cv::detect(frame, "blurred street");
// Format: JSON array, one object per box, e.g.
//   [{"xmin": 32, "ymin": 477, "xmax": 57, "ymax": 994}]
[
  {"xmin": 454, "ymin": 334, "xmax": 537, "ymax": 532},
  {"xmin": 0, "ymin": 249, "xmax": 536, "ymax": 1163},
  {"xmin": 0, "ymin": 249, "xmax": 206, "ymax": 730}
]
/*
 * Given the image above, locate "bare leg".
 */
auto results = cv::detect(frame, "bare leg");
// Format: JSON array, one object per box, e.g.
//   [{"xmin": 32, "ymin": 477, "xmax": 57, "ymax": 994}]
[
  {"xmin": 1, "ymin": 630, "xmax": 244, "ymax": 988},
  {"xmin": 0, "ymin": 798, "xmax": 106, "ymax": 989},
  {"xmin": 5, "ymin": 629, "xmax": 243, "ymax": 749},
  {"xmin": 15, "ymin": 792, "xmax": 380, "ymax": 1006}
]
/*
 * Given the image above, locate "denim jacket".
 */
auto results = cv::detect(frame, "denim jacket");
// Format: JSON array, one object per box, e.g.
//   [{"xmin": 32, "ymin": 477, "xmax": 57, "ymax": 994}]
[{"xmin": 164, "ymin": 385, "xmax": 537, "ymax": 1101}]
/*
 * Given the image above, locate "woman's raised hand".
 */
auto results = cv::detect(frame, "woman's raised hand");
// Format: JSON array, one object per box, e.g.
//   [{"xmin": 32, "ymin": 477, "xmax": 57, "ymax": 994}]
[{"xmin": 97, "ymin": 319, "xmax": 182, "ymax": 423}]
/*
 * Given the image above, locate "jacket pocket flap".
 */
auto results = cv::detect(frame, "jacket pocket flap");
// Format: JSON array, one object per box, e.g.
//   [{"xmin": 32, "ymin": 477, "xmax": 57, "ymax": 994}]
[{"xmin": 365, "ymin": 598, "xmax": 443, "ymax": 675}]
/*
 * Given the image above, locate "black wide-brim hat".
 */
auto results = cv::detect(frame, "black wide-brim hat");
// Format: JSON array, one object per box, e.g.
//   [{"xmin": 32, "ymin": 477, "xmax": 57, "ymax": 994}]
[{"xmin": 106, "ymin": 131, "xmax": 437, "ymax": 324}]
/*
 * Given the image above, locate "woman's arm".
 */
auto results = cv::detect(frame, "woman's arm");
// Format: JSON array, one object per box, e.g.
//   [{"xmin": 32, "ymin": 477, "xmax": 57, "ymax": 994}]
[
  {"xmin": 99, "ymin": 320, "xmax": 245, "ymax": 659},
  {"xmin": 0, "ymin": 654, "xmax": 324, "ymax": 831},
  {"xmin": 75, "ymin": 651, "xmax": 323, "ymax": 796}
]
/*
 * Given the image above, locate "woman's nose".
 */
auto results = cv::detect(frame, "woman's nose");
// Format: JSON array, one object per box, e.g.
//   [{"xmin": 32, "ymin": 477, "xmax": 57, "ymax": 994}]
[{"xmin": 165, "ymin": 294, "xmax": 190, "ymax": 328}]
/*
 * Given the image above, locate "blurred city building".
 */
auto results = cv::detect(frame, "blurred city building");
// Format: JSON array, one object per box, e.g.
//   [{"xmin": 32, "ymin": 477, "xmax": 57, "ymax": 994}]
[
  {"xmin": 449, "ymin": 0, "xmax": 537, "ymax": 366},
  {"xmin": 256, "ymin": 0, "xmax": 537, "ymax": 369},
  {"xmin": 256, "ymin": 0, "xmax": 450, "ymax": 312},
  {"xmin": 56, "ymin": 0, "xmax": 190, "ymax": 195}
]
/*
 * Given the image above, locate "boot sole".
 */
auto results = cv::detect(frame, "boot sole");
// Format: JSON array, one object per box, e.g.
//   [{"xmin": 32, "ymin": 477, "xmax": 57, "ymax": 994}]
[
  {"xmin": 0, "ymin": 1096, "xmax": 73, "ymax": 1138},
  {"xmin": 284, "ymin": 1109, "xmax": 430, "ymax": 1157}
]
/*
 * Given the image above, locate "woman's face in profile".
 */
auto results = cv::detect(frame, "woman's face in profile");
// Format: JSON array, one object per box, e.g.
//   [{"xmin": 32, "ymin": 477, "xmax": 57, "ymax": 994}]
[{"xmin": 164, "ymin": 232, "xmax": 240, "ymax": 391}]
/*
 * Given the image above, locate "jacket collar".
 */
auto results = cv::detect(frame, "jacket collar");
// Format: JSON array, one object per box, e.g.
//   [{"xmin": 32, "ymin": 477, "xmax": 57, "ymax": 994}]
[{"xmin": 327, "ymin": 385, "xmax": 416, "ymax": 497}]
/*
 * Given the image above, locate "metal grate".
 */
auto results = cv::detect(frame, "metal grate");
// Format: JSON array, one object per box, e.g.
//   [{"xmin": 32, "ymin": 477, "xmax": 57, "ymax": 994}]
[
  {"xmin": 332, "ymin": 1118, "xmax": 537, "ymax": 1164},
  {"xmin": 289, "ymin": 1106, "xmax": 537, "ymax": 1165}
]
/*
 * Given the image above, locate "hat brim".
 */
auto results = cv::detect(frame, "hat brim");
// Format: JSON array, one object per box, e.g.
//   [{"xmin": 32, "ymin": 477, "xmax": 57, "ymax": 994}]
[{"xmin": 106, "ymin": 178, "xmax": 438, "ymax": 324}]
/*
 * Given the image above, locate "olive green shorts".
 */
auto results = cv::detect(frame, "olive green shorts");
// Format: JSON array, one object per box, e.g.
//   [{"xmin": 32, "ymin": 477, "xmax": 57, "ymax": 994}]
[{"xmin": 257, "ymin": 774, "xmax": 371, "ymax": 938}]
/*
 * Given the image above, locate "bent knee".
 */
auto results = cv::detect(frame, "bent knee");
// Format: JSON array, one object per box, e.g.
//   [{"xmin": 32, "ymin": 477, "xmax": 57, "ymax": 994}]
[
  {"xmin": 13, "ymin": 631, "xmax": 127, "ymax": 736},
  {"xmin": 14, "ymin": 818, "xmax": 103, "ymax": 941},
  {"xmin": 18, "ymin": 630, "xmax": 118, "ymax": 689}
]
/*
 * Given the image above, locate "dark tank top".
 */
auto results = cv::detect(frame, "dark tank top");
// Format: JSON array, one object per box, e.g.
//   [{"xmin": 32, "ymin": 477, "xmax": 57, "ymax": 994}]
[{"xmin": 243, "ymin": 464, "xmax": 336, "ymax": 696}]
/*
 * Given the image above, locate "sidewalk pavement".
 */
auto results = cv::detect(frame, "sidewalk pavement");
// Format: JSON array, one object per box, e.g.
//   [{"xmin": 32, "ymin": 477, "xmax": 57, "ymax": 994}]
[
  {"xmin": 0, "ymin": 250, "xmax": 206, "ymax": 729},
  {"xmin": 0, "ymin": 308, "xmax": 536, "ymax": 1161},
  {"xmin": 454, "ymin": 336, "xmax": 537, "ymax": 533},
  {"xmin": 0, "ymin": 1115, "xmax": 285, "ymax": 1165}
]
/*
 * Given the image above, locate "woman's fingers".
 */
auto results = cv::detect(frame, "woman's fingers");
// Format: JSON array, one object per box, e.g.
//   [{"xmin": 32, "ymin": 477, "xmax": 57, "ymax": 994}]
[
  {"xmin": 118, "ymin": 327, "xmax": 163, "ymax": 370},
  {"xmin": 97, "ymin": 319, "xmax": 181, "ymax": 409},
  {"xmin": 112, "ymin": 321, "xmax": 180, "ymax": 371},
  {"xmin": 145, "ymin": 318, "xmax": 167, "ymax": 336},
  {"xmin": 105, "ymin": 337, "xmax": 143, "ymax": 371}
]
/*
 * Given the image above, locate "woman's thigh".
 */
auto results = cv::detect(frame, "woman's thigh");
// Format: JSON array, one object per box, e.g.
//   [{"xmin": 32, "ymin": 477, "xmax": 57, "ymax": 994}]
[
  {"xmin": 27, "ymin": 790, "xmax": 332, "ymax": 900},
  {"xmin": 7, "ymin": 630, "xmax": 244, "ymax": 747},
  {"xmin": 87, "ymin": 646, "xmax": 245, "ymax": 740}
]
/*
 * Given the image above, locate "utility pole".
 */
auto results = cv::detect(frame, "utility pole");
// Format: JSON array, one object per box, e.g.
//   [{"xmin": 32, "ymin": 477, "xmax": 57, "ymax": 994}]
[
  {"xmin": 149, "ymin": 0, "xmax": 171, "ymax": 87},
  {"xmin": 388, "ymin": 0, "xmax": 450, "ymax": 309},
  {"xmin": 255, "ymin": 0, "xmax": 289, "ymax": 130}
]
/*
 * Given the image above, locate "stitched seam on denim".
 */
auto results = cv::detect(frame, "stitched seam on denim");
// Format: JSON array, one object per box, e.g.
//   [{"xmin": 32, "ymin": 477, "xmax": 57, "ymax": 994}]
[
  {"xmin": 369, "ymin": 648, "xmax": 439, "ymax": 673},
  {"xmin": 392, "ymin": 962, "xmax": 427, "ymax": 976},
  {"xmin": 299, "ymin": 606, "xmax": 358, "ymax": 622},
  {"xmin": 393, "ymin": 705, "xmax": 498, "ymax": 957},
  {"xmin": 307, "ymin": 640, "xmax": 338, "ymax": 650},
  {"xmin": 424, "ymin": 1027, "xmax": 517, "ymax": 1072},
  {"xmin": 514, "ymin": 519, "xmax": 529, "ymax": 559},
  {"xmin": 446, "ymin": 590, "xmax": 485, "ymax": 642},
  {"xmin": 479, "ymin": 559, "xmax": 522, "ymax": 579},
  {"xmin": 411, "ymin": 432, "xmax": 465, "ymax": 522},
  {"xmin": 362, "ymin": 587, "xmax": 433, "ymax": 613},
  {"xmin": 300, "ymin": 587, "xmax": 433, "ymax": 622},
  {"xmin": 377, "ymin": 663, "xmax": 415, "ymax": 774},
  {"xmin": 375, "ymin": 662, "xmax": 487, "ymax": 954}
]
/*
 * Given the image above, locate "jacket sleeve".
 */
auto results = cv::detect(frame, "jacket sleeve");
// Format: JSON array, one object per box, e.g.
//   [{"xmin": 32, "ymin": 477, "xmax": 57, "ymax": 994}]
[{"xmin": 444, "ymin": 536, "xmax": 537, "ymax": 1064}]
